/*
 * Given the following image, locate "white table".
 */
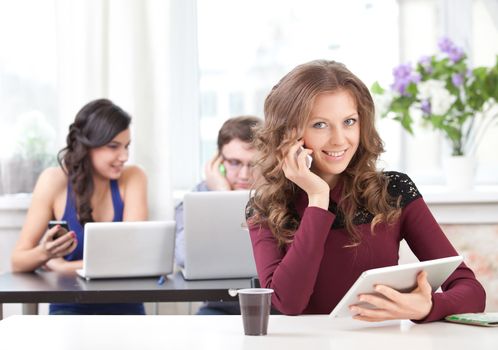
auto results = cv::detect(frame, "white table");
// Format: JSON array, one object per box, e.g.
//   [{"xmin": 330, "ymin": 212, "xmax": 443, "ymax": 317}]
[{"xmin": 0, "ymin": 315, "xmax": 496, "ymax": 350}]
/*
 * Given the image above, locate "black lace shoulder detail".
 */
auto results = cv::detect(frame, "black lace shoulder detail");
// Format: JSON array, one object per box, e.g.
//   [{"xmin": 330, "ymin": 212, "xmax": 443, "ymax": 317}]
[
  {"xmin": 383, "ymin": 171, "xmax": 422, "ymax": 208},
  {"xmin": 329, "ymin": 172, "xmax": 421, "ymax": 229},
  {"xmin": 328, "ymin": 202, "xmax": 374, "ymax": 229}
]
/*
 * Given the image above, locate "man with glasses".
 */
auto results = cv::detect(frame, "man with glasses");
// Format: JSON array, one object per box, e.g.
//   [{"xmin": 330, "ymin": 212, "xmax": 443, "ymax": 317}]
[
  {"xmin": 174, "ymin": 115, "xmax": 262, "ymax": 315},
  {"xmin": 203, "ymin": 117, "xmax": 259, "ymax": 193}
]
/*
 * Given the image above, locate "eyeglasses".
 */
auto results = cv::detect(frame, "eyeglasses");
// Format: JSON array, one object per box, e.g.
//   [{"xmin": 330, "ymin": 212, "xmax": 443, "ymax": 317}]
[{"xmin": 221, "ymin": 155, "xmax": 255, "ymax": 172}]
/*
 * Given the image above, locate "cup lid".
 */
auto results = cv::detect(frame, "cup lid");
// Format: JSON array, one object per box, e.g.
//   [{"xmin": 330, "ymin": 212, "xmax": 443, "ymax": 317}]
[{"xmin": 237, "ymin": 288, "xmax": 274, "ymax": 294}]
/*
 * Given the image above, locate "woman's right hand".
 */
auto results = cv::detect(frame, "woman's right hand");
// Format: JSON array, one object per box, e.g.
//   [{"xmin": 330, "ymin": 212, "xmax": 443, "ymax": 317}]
[
  {"xmin": 282, "ymin": 140, "xmax": 330, "ymax": 209},
  {"xmin": 38, "ymin": 225, "xmax": 78, "ymax": 261}
]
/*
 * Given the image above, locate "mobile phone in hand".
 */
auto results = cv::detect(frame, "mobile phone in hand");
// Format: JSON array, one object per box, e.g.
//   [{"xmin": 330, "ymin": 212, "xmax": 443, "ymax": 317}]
[
  {"xmin": 297, "ymin": 146, "xmax": 313, "ymax": 168},
  {"xmin": 48, "ymin": 220, "xmax": 70, "ymax": 240},
  {"xmin": 219, "ymin": 164, "xmax": 227, "ymax": 176}
]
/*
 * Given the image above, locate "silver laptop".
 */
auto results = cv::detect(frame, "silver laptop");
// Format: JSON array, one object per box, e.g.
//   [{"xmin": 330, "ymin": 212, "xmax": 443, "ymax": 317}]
[
  {"xmin": 182, "ymin": 190, "xmax": 257, "ymax": 280},
  {"xmin": 76, "ymin": 221, "xmax": 175, "ymax": 280}
]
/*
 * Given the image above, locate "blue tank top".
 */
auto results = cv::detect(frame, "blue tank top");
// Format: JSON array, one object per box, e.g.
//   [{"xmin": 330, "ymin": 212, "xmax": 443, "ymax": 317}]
[{"xmin": 49, "ymin": 180, "xmax": 145, "ymax": 315}]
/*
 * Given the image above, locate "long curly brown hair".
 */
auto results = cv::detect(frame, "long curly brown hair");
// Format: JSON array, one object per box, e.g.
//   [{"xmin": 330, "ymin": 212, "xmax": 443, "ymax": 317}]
[
  {"xmin": 57, "ymin": 99, "xmax": 131, "ymax": 226},
  {"xmin": 250, "ymin": 60, "xmax": 401, "ymax": 247}
]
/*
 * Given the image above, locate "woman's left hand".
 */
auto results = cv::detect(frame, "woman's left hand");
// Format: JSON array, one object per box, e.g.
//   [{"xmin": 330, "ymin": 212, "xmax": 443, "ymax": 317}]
[{"xmin": 350, "ymin": 271, "xmax": 433, "ymax": 322}]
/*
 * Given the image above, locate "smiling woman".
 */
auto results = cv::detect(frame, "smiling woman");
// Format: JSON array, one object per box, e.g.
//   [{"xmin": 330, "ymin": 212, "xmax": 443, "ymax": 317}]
[
  {"xmin": 10, "ymin": 98, "xmax": 148, "ymax": 315},
  {"xmin": 57, "ymin": 99, "xmax": 135, "ymax": 226},
  {"xmin": 246, "ymin": 59, "xmax": 486, "ymax": 322}
]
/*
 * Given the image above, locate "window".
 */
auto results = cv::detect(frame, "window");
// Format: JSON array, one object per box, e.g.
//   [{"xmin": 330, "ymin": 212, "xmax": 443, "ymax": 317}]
[
  {"xmin": 0, "ymin": 0, "xmax": 58, "ymax": 195},
  {"xmin": 472, "ymin": 0, "xmax": 498, "ymax": 183}
]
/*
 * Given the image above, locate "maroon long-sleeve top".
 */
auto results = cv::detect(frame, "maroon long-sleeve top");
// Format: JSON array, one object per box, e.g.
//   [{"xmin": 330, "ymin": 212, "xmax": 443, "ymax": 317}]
[{"xmin": 247, "ymin": 172, "xmax": 486, "ymax": 322}]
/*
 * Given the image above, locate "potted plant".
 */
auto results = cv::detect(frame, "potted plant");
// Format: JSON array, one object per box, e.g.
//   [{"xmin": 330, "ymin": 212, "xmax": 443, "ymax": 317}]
[
  {"xmin": 0, "ymin": 111, "xmax": 56, "ymax": 194},
  {"xmin": 372, "ymin": 37, "xmax": 498, "ymax": 189}
]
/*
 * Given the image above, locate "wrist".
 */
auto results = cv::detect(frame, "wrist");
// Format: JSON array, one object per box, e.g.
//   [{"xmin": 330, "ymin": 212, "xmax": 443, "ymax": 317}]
[
  {"xmin": 36, "ymin": 243, "xmax": 51, "ymax": 263},
  {"xmin": 307, "ymin": 192, "xmax": 329, "ymax": 210}
]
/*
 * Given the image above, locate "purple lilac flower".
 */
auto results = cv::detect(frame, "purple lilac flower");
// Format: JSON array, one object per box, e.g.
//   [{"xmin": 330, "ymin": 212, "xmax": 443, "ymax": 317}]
[
  {"xmin": 437, "ymin": 37, "xmax": 465, "ymax": 62},
  {"xmin": 452, "ymin": 73, "xmax": 464, "ymax": 86},
  {"xmin": 393, "ymin": 63, "xmax": 412, "ymax": 79},
  {"xmin": 448, "ymin": 46, "xmax": 464, "ymax": 62},
  {"xmin": 466, "ymin": 68, "xmax": 473, "ymax": 78},
  {"xmin": 391, "ymin": 80, "xmax": 409, "ymax": 95},
  {"xmin": 438, "ymin": 37, "xmax": 454, "ymax": 54},
  {"xmin": 391, "ymin": 63, "xmax": 418, "ymax": 96},
  {"xmin": 418, "ymin": 55, "xmax": 430, "ymax": 66},
  {"xmin": 421, "ymin": 100, "xmax": 431, "ymax": 115}
]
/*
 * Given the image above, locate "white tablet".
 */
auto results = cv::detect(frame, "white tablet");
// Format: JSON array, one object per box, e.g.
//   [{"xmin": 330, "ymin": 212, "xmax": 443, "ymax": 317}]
[{"xmin": 329, "ymin": 255, "xmax": 463, "ymax": 318}]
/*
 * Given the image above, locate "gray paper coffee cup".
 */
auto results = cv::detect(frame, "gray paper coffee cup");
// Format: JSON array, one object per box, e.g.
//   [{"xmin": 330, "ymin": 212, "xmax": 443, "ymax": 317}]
[{"xmin": 237, "ymin": 288, "xmax": 274, "ymax": 336}]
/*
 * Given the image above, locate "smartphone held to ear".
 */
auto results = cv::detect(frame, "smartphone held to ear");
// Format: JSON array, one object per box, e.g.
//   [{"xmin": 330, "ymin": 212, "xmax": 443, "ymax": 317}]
[
  {"xmin": 48, "ymin": 220, "xmax": 70, "ymax": 240},
  {"xmin": 297, "ymin": 146, "xmax": 313, "ymax": 169},
  {"xmin": 219, "ymin": 163, "xmax": 227, "ymax": 176}
]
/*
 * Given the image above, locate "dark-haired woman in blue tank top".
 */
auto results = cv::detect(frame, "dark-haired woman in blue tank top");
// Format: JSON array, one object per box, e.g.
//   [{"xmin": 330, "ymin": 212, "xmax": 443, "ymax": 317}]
[{"xmin": 11, "ymin": 98, "xmax": 148, "ymax": 315}]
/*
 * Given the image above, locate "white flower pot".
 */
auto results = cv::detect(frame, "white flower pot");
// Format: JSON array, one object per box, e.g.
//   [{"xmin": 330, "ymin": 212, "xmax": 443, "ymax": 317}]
[
  {"xmin": 0, "ymin": 158, "xmax": 45, "ymax": 194},
  {"xmin": 443, "ymin": 155, "xmax": 476, "ymax": 190}
]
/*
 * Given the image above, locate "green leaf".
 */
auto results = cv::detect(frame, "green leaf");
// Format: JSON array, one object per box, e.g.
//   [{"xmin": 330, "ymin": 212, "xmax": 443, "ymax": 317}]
[
  {"xmin": 473, "ymin": 67, "xmax": 487, "ymax": 81},
  {"xmin": 400, "ymin": 113, "xmax": 413, "ymax": 134},
  {"xmin": 429, "ymin": 115, "xmax": 445, "ymax": 128},
  {"xmin": 405, "ymin": 83, "xmax": 418, "ymax": 96},
  {"xmin": 442, "ymin": 125, "xmax": 462, "ymax": 144},
  {"xmin": 371, "ymin": 81, "xmax": 385, "ymax": 94}
]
